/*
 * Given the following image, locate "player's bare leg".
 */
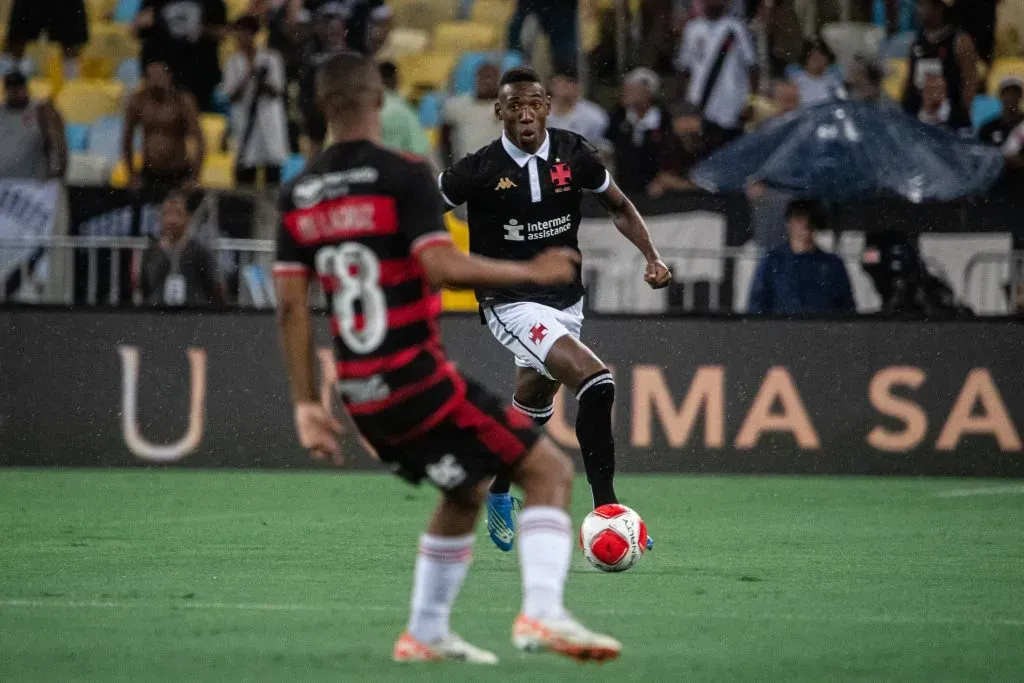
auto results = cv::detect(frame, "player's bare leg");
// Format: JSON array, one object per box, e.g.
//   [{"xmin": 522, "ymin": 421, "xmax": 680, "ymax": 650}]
[
  {"xmin": 394, "ymin": 481, "xmax": 499, "ymax": 664},
  {"xmin": 507, "ymin": 438, "xmax": 622, "ymax": 662},
  {"xmin": 486, "ymin": 369, "xmax": 560, "ymax": 550}
]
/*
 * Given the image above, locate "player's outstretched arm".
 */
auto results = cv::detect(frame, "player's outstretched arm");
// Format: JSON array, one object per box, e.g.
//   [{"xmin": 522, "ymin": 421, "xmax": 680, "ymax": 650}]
[
  {"xmin": 274, "ymin": 272, "xmax": 343, "ymax": 464},
  {"xmin": 415, "ymin": 242, "xmax": 580, "ymax": 291},
  {"xmin": 595, "ymin": 178, "xmax": 673, "ymax": 289}
]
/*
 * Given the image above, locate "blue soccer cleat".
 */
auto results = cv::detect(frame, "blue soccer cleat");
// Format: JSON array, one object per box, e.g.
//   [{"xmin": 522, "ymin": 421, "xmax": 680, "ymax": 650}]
[
  {"xmin": 646, "ymin": 535, "xmax": 654, "ymax": 551},
  {"xmin": 486, "ymin": 493, "xmax": 521, "ymax": 552}
]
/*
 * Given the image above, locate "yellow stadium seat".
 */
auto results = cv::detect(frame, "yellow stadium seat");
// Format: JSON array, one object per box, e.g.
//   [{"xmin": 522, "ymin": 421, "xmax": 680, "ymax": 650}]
[
  {"xmin": 109, "ymin": 153, "xmax": 142, "ymax": 188},
  {"xmin": 378, "ymin": 27, "xmax": 430, "ymax": 60},
  {"xmin": 424, "ymin": 127, "xmax": 438, "ymax": 150},
  {"xmin": 440, "ymin": 213, "xmax": 477, "ymax": 312},
  {"xmin": 199, "ymin": 113, "xmax": 228, "ymax": 153},
  {"xmin": 471, "ymin": 0, "xmax": 514, "ymax": 26},
  {"xmin": 884, "ymin": 58, "xmax": 908, "ymax": 102},
  {"xmin": 201, "ymin": 152, "xmax": 236, "ymax": 189},
  {"xmin": 85, "ymin": 0, "xmax": 117, "ymax": 22},
  {"xmin": 87, "ymin": 22, "xmax": 140, "ymax": 62},
  {"xmin": 79, "ymin": 53, "xmax": 116, "ymax": 80},
  {"xmin": 392, "ymin": 0, "xmax": 459, "ymax": 31},
  {"xmin": 433, "ymin": 21, "xmax": 499, "ymax": 52},
  {"xmin": 396, "ymin": 52, "xmax": 457, "ymax": 100},
  {"xmin": 225, "ymin": 0, "xmax": 249, "ymax": 21},
  {"xmin": 55, "ymin": 79, "xmax": 126, "ymax": 124},
  {"xmin": 988, "ymin": 57, "xmax": 1024, "ymax": 95}
]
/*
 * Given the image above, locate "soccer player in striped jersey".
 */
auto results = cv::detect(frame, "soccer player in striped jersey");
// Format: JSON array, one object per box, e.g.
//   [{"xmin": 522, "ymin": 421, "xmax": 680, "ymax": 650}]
[{"xmin": 274, "ymin": 53, "xmax": 623, "ymax": 666}]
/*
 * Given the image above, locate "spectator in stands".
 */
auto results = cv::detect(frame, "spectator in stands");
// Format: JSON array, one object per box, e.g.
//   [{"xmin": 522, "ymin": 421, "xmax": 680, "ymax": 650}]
[
  {"xmin": 142, "ymin": 190, "xmax": 227, "ymax": 307},
  {"xmin": 341, "ymin": 0, "xmax": 393, "ymax": 55},
  {"xmin": 507, "ymin": 0, "xmax": 579, "ymax": 75},
  {"xmin": 546, "ymin": 71, "xmax": 609, "ymax": 150},
  {"xmin": 3, "ymin": 0, "xmax": 88, "ymax": 78},
  {"xmin": 952, "ymin": 0, "xmax": 997, "ymax": 65},
  {"xmin": 917, "ymin": 73, "xmax": 971, "ymax": 135},
  {"xmin": 760, "ymin": 0, "xmax": 804, "ymax": 79},
  {"xmin": 297, "ymin": 2, "xmax": 350, "ymax": 155},
  {"xmin": 790, "ymin": 38, "xmax": 842, "ymax": 107},
  {"xmin": 845, "ymin": 56, "xmax": 890, "ymax": 106},
  {"xmin": 135, "ymin": 0, "xmax": 228, "ymax": 112},
  {"xmin": 901, "ymin": 0, "xmax": 977, "ymax": 134},
  {"xmin": 123, "ymin": 61, "xmax": 205, "ymax": 192},
  {"xmin": 979, "ymin": 77, "xmax": 1024, "ymax": 146},
  {"xmin": 0, "ymin": 71, "xmax": 66, "ymax": 180},
  {"xmin": 771, "ymin": 79, "xmax": 800, "ymax": 116},
  {"xmin": 646, "ymin": 101, "xmax": 706, "ymax": 198},
  {"xmin": 378, "ymin": 61, "xmax": 431, "ymax": 157},
  {"xmin": 748, "ymin": 199, "xmax": 855, "ymax": 314},
  {"xmin": 606, "ymin": 68, "xmax": 672, "ymax": 195},
  {"xmin": 676, "ymin": 0, "xmax": 758, "ymax": 150},
  {"xmin": 440, "ymin": 62, "xmax": 502, "ymax": 164},
  {"xmin": 223, "ymin": 16, "xmax": 289, "ymax": 188}
]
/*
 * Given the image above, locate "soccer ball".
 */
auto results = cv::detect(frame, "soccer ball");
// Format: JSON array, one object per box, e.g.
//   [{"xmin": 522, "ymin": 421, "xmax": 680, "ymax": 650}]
[{"xmin": 579, "ymin": 504, "xmax": 648, "ymax": 572}]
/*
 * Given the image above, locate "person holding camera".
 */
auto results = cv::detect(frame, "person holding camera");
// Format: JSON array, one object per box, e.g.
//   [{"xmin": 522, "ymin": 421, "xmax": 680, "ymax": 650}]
[{"xmin": 223, "ymin": 15, "xmax": 289, "ymax": 187}]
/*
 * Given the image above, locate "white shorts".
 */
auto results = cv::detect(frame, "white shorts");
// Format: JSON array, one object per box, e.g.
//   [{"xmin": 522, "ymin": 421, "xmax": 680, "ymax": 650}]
[{"xmin": 483, "ymin": 298, "xmax": 584, "ymax": 380}]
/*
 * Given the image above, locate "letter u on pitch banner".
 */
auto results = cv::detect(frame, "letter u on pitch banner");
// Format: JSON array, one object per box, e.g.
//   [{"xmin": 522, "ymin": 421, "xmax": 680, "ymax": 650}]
[{"xmin": 118, "ymin": 346, "xmax": 206, "ymax": 463}]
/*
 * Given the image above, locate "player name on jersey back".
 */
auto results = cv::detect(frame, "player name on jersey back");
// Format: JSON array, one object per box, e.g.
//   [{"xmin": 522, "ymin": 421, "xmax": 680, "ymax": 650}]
[
  {"xmin": 440, "ymin": 128, "xmax": 611, "ymax": 310},
  {"xmin": 276, "ymin": 141, "xmax": 462, "ymax": 445}
]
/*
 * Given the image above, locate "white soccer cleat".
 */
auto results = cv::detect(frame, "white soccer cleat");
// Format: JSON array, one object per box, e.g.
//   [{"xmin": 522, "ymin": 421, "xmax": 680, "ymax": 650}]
[
  {"xmin": 512, "ymin": 613, "xmax": 622, "ymax": 663},
  {"xmin": 392, "ymin": 632, "xmax": 499, "ymax": 664}
]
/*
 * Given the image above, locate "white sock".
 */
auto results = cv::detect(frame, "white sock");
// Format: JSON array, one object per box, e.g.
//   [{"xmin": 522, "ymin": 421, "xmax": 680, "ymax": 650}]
[
  {"xmin": 406, "ymin": 533, "xmax": 473, "ymax": 644},
  {"xmin": 517, "ymin": 506, "xmax": 572, "ymax": 620}
]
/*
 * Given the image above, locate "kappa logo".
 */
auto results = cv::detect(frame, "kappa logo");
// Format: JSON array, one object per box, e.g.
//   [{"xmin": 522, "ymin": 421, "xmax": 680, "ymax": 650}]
[
  {"xmin": 503, "ymin": 218, "xmax": 525, "ymax": 241},
  {"xmin": 495, "ymin": 177, "xmax": 518, "ymax": 191},
  {"xmin": 426, "ymin": 454, "xmax": 467, "ymax": 489}
]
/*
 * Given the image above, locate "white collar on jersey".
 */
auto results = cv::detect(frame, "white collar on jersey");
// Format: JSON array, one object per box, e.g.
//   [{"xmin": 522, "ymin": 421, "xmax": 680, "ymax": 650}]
[{"xmin": 501, "ymin": 130, "xmax": 551, "ymax": 167}]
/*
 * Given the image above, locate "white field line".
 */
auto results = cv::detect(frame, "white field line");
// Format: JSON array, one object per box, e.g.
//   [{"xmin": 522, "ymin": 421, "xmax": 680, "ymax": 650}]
[
  {"xmin": 1, "ymin": 598, "xmax": 1022, "ymax": 628},
  {"xmin": 934, "ymin": 485, "xmax": 1024, "ymax": 498}
]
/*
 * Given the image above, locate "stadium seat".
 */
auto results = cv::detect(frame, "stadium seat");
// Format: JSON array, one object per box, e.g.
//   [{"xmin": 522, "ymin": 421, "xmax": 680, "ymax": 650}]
[
  {"xmin": 112, "ymin": 0, "xmax": 142, "ymax": 23},
  {"xmin": 378, "ymin": 27, "xmax": 430, "ymax": 60},
  {"xmin": 501, "ymin": 51, "xmax": 524, "ymax": 72},
  {"xmin": 882, "ymin": 31, "xmax": 915, "ymax": 60},
  {"xmin": 988, "ymin": 57, "xmax": 1024, "ymax": 96},
  {"xmin": 200, "ymin": 152, "xmax": 236, "ymax": 189},
  {"xmin": 424, "ymin": 126, "xmax": 438, "ymax": 150},
  {"xmin": 452, "ymin": 51, "xmax": 496, "ymax": 94},
  {"xmin": 396, "ymin": 52, "xmax": 457, "ymax": 100},
  {"xmin": 392, "ymin": 0, "xmax": 460, "ymax": 32},
  {"xmin": 79, "ymin": 53, "xmax": 116, "ymax": 80},
  {"xmin": 972, "ymin": 95, "xmax": 1002, "ymax": 130},
  {"xmin": 433, "ymin": 21, "xmax": 499, "ymax": 52},
  {"xmin": 199, "ymin": 113, "xmax": 229, "ymax": 154},
  {"xmin": 24, "ymin": 42, "xmax": 62, "ymax": 84},
  {"xmin": 883, "ymin": 58, "xmax": 907, "ymax": 101},
  {"xmin": 226, "ymin": 0, "xmax": 249, "ymax": 21},
  {"xmin": 66, "ymin": 123, "xmax": 90, "ymax": 152},
  {"xmin": 89, "ymin": 115, "xmax": 124, "ymax": 160},
  {"xmin": 56, "ymin": 79, "xmax": 125, "ymax": 124},
  {"xmin": 281, "ymin": 154, "xmax": 306, "ymax": 183},
  {"xmin": 28, "ymin": 78, "xmax": 53, "ymax": 101},
  {"xmin": 418, "ymin": 91, "xmax": 444, "ymax": 127},
  {"xmin": 471, "ymin": 0, "xmax": 514, "ymax": 26},
  {"xmin": 116, "ymin": 59, "xmax": 141, "ymax": 90},
  {"xmin": 87, "ymin": 22, "xmax": 140, "ymax": 62},
  {"xmin": 85, "ymin": 0, "xmax": 117, "ymax": 22}
]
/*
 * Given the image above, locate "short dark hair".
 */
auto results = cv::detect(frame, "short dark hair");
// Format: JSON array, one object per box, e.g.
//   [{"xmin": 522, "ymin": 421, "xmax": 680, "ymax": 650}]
[
  {"xmin": 786, "ymin": 199, "xmax": 825, "ymax": 231},
  {"xmin": 378, "ymin": 61, "xmax": 398, "ymax": 90},
  {"xmin": 234, "ymin": 15, "xmax": 261, "ymax": 33},
  {"xmin": 316, "ymin": 51, "xmax": 382, "ymax": 113},
  {"xmin": 801, "ymin": 37, "xmax": 835, "ymax": 66},
  {"xmin": 163, "ymin": 189, "xmax": 193, "ymax": 211},
  {"xmin": 499, "ymin": 66, "xmax": 542, "ymax": 88},
  {"xmin": 3, "ymin": 70, "xmax": 27, "ymax": 89}
]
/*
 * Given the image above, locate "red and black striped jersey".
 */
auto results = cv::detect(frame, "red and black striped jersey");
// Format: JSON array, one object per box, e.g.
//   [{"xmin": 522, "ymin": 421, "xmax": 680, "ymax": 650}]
[{"xmin": 275, "ymin": 140, "xmax": 460, "ymax": 445}]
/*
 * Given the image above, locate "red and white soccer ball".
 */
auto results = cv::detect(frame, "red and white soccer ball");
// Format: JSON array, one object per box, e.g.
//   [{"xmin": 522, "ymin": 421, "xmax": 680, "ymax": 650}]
[{"xmin": 579, "ymin": 504, "xmax": 648, "ymax": 572}]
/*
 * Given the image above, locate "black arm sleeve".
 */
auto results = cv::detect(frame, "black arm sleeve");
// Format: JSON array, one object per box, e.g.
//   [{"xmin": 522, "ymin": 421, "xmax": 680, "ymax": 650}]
[
  {"xmin": 576, "ymin": 136, "xmax": 611, "ymax": 192},
  {"xmin": 437, "ymin": 154, "xmax": 477, "ymax": 209},
  {"xmin": 398, "ymin": 160, "xmax": 452, "ymax": 252}
]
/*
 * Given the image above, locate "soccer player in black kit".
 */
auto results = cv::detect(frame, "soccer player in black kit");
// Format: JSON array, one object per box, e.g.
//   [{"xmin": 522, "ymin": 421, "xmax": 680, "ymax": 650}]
[
  {"xmin": 274, "ymin": 53, "xmax": 622, "ymax": 665},
  {"xmin": 439, "ymin": 67, "xmax": 672, "ymax": 552}
]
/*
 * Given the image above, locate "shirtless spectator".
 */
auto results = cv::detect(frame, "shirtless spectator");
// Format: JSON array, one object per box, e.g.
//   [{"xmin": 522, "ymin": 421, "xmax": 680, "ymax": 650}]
[{"xmin": 122, "ymin": 61, "xmax": 205, "ymax": 192}]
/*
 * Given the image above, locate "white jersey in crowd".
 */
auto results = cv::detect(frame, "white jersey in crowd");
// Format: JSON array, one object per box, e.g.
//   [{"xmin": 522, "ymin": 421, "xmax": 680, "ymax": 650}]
[
  {"xmin": 547, "ymin": 99, "xmax": 610, "ymax": 149},
  {"xmin": 443, "ymin": 94, "xmax": 503, "ymax": 161},
  {"xmin": 676, "ymin": 15, "xmax": 757, "ymax": 130},
  {"xmin": 221, "ymin": 49, "xmax": 289, "ymax": 168}
]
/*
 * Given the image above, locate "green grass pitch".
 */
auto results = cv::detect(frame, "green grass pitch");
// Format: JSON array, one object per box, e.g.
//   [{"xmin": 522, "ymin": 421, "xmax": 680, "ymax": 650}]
[{"xmin": 1, "ymin": 470, "xmax": 1022, "ymax": 682}]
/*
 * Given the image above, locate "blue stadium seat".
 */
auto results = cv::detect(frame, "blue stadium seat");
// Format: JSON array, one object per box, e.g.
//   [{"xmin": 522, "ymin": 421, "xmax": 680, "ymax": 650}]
[
  {"xmin": 282, "ymin": 154, "xmax": 306, "ymax": 183},
  {"xmin": 418, "ymin": 91, "xmax": 444, "ymax": 128},
  {"xmin": 113, "ymin": 0, "xmax": 142, "ymax": 23},
  {"xmin": 66, "ymin": 123, "xmax": 90, "ymax": 152},
  {"xmin": 452, "ymin": 52, "xmax": 492, "ymax": 95},
  {"xmin": 211, "ymin": 88, "xmax": 232, "ymax": 117},
  {"xmin": 116, "ymin": 59, "xmax": 141, "ymax": 90},
  {"xmin": 89, "ymin": 115, "xmax": 125, "ymax": 161},
  {"xmin": 501, "ymin": 51, "xmax": 524, "ymax": 72},
  {"xmin": 882, "ymin": 31, "xmax": 915, "ymax": 60},
  {"xmin": 972, "ymin": 95, "xmax": 1002, "ymax": 131}
]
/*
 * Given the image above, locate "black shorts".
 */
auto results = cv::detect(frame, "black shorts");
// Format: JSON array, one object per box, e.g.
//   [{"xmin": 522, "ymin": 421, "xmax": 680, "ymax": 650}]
[
  {"xmin": 6, "ymin": 0, "xmax": 89, "ymax": 48},
  {"xmin": 367, "ymin": 379, "xmax": 540, "ymax": 495}
]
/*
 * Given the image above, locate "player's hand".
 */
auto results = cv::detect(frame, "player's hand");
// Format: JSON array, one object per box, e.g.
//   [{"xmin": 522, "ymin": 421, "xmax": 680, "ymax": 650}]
[
  {"xmin": 294, "ymin": 402, "xmax": 344, "ymax": 466},
  {"xmin": 530, "ymin": 248, "xmax": 581, "ymax": 286},
  {"xmin": 644, "ymin": 259, "xmax": 672, "ymax": 289}
]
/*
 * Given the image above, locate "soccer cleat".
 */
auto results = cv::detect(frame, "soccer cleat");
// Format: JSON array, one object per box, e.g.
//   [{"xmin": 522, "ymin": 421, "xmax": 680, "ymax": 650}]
[
  {"xmin": 512, "ymin": 613, "xmax": 622, "ymax": 663},
  {"xmin": 486, "ymin": 492, "xmax": 520, "ymax": 552},
  {"xmin": 392, "ymin": 632, "xmax": 499, "ymax": 664},
  {"xmin": 646, "ymin": 535, "xmax": 654, "ymax": 551}
]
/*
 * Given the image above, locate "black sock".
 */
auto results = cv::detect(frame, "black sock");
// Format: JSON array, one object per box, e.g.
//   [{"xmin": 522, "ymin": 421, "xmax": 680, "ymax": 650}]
[
  {"xmin": 490, "ymin": 400, "xmax": 553, "ymax": 496},
  {"xmin": 575, "ymin": 370, "xmax": 617, "ymax": 507}
]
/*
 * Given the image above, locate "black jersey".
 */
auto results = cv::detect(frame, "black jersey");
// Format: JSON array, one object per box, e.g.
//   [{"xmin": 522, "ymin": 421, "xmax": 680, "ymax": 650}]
[
  {"xmin": 275, "ymin": 141, "xmax": 463, "ymax": 446},
  {"xmin": 439, "ymin": 128, "xmax": 611, "ymax": 310},
  {"xmin": 902, "ymin": 27, "xmax": 971, "ymax": 131}
]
